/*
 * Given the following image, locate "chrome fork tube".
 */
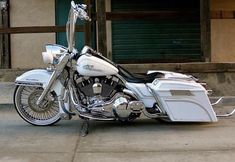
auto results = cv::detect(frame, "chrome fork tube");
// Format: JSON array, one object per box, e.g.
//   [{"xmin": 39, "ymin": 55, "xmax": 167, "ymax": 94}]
[
  {"xmin": 36, "ymin": 54, "xmax": 69, "ymax": 105},
  {"xmin": 68, "ymin": 9, "xmax": 77, "ymax": 53},
  {"xmin": 36, "ymin": 71, "xmax": 57, "ymax": 105}
]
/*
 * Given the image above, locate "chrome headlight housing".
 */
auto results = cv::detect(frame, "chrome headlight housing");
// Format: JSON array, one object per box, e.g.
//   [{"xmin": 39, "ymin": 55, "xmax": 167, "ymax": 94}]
[{"xmin": 42, "ymin": 44, "xmax": 67, "ymax": 65}]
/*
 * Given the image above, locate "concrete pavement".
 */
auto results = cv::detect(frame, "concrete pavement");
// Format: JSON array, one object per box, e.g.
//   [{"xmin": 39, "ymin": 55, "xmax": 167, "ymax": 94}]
[
  {"xmin": 1, "ymin": 82, "xmax": 235, "ymax": 162},
  {"xmin": 0, "ymin": 105, "xmax": 235, "ymax": 162},
  {"xmin": 0, "ymin": 82, "xmax": 14, "ymax": 105}
]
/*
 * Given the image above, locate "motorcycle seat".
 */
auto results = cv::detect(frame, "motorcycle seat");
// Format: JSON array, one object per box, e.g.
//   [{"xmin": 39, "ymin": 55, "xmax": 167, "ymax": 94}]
[{"xmin": 117, "ymin": 65, "xmax": 164, "ymax": 83}]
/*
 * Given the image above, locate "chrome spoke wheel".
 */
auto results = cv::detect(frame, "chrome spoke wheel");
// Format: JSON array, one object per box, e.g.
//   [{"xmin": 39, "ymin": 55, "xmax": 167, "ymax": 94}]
[{"xmin": 14, "ymin": 86, "xmax": 60, "ymax": 126}]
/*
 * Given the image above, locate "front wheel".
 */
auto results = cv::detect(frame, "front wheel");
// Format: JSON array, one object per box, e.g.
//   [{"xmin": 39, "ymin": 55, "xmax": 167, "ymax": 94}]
[{"xmin": 14, "ymin": 86, "xmax": 61, "ymax": 126}]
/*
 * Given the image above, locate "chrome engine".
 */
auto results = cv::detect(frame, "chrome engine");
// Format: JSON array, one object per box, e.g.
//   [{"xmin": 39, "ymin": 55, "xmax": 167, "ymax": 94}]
[
  {"xmin": 75, "ymin": 75, "xmax": 144, "ymax": 120},
  {"xmin": 87, "ymin": 92, "xmax": 144, "ymax": 119},
  {"xmin": 75, "ymin": 76, "xmax": 119, "ymax": 98}
]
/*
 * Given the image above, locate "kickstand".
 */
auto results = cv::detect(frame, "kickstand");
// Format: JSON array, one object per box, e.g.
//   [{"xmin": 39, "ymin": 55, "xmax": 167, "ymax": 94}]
[{"xmin": 80, "ymin": 118, "xmax": 89, "ymax": 137}]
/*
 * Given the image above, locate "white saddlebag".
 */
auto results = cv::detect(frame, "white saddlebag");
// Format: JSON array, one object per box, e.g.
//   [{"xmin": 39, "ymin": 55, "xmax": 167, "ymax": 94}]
[{"xmin": 147, "ymin": 79, "xmax": 218, "ymax": 122}]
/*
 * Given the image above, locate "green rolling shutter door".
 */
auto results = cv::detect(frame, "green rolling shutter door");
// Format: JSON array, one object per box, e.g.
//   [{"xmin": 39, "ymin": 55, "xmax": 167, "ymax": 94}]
[{"xmin": 111, "ymin": 0, "xmax": 201, "ymax": 63}]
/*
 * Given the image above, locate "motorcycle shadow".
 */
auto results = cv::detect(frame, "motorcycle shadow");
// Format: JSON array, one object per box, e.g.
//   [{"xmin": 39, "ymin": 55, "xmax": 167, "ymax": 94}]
[
  {"xmin": 4, "ymin": 118, "xmax": 219, "ymax": 139},
  {"xmin": 86, "ymin": 118, "xmax": 217, "ymax": 135},
  {"xmin": 7, "ymin": 113, "xmax": 218, "ymax": 136}
]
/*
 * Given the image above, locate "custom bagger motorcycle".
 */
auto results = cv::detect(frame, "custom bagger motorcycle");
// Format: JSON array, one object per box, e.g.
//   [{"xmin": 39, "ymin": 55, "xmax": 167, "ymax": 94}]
[{"xmin": 14, "ymin": 1, "xmax": 235, "ymax": 135}]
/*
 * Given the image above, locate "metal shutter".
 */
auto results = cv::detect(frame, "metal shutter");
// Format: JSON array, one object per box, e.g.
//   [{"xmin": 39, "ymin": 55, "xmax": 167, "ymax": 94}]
[{"xmin": 111, "ymin": 0, "xmax": 201, "ymax": 63}]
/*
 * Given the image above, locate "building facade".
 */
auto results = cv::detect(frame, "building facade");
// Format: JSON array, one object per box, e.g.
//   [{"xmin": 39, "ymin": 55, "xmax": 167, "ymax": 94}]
[{"xmin": 0, "ymin": 0, "xmax": 235, "ymax": 69}]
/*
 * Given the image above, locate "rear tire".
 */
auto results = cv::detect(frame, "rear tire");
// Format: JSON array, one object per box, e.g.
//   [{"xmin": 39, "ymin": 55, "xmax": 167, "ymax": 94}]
[{"xmin": 14, "ymin": 85, "xmax": 61, "ymax": 126}]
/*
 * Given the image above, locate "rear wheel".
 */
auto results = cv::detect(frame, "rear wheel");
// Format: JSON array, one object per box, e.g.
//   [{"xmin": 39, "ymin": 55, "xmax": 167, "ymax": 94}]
[{"xmin": 14, "ymin": 86, "xmax": 61, "ymax": 126}]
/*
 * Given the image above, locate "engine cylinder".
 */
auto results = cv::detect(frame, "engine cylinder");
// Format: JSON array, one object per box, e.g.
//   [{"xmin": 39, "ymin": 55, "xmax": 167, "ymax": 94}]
[{"xmin": 92, "ymin": 83, "xmax": 102, "ymax": 95}]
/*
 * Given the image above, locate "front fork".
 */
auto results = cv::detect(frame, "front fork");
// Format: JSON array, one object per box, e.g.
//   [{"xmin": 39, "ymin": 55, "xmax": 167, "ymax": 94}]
[
  {"xmin": 36, "ymin": 54, "xmax": 70, "ymax": 105},
  {"xmin": 36, "ymin": 70, "xmax": 58, "ymax": 105}
]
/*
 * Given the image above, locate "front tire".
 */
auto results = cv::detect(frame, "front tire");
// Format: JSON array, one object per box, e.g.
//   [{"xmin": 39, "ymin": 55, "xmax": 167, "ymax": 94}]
[{"xmin": 14, "ymin": 86, "xmax": 61, "ymax": 126}]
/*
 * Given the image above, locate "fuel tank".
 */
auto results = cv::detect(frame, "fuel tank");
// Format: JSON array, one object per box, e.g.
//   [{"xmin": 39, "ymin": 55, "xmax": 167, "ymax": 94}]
[{"xmin": 76, "ymin": 54, "xmax": 118, "ymax": 76}]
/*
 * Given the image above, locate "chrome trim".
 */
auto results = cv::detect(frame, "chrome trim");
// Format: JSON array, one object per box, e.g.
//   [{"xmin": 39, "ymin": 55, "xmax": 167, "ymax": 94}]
[
  {"xmin": 67, "ymin": 1, "xmax": 90, "ymax": 52},
  {"xmin": 15, "ymin": 81, "xmax": 43, "ymax": 87},
  {"xmin": 127, "ymin": 101, "xmax": 145, "ymax": 111},
  {"xmin": 144, "ymin": 84, "xmax": 167, "ymax": 118},
  {"xmin": 113, "ymin": 97, "xmax": 131, "ymax": 118},
  {"xmin": 216, "ymin": 108, "xmax": 235, "ymax": 117},
  {"xmin": 68, "ymin": 82, "xmax": 87, "ymax": 113},
  {"xmin": 88, "ymin": 93, "xmax": 123, "ymax": 109},
  {"xmin": 170, "ymin": 90, "xmax": 194, "ymax": 96},
  {"xmin": 123, "ymin": 89, "xmax": 138, "ymax": 100},
  {"xmin": 207, "ymin": 90, "xmax": 213, "ymax": 95},
  {"xmin": 58, "ymin": 86, "xmax": 76, "ymax": 116},
  {"xmin": 86, "ymin": 92, "xmax": 143, "ymax": 119},
  {"xmin": 79, "ymin": 113, "xmax": 115, "ymax": 121},
  {"xmin": 211, "ymin": 97, "xmax": 224, "ymax": 106},
  {"xmin": 92, "ymin": 83, "xmax": 102, "ymax": 95},
  {"xmin": 142, "ymin": 107, "xmax": 165, "ymax": 119},
  {"xmin": 67, "ymin": 4, "xmax": 77, "ymax": 52},
  {"xmin": 211, "ymin": 97, "xmax": 235, "ymax": 117}
]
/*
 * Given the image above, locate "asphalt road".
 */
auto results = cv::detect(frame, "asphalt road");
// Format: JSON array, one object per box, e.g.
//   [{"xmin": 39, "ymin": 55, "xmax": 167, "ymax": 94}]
[{"xmin": 0, "ymin": 105, "xmax": 235, "ymax": 162}]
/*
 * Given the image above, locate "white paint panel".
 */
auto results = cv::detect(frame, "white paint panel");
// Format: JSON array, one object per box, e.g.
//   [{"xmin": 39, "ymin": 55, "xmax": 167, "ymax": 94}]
[
  {"xmin": 77, "ymin": 55, "xmax": 118, "ymax": 76},
  {"xmin": 165, "ymin": 99, "xmax": 212, "ymax": 121}
]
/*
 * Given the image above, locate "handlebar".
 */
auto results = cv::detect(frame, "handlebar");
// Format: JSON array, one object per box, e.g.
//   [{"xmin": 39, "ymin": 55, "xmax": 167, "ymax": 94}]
[
  {"xmin": 67, "ymin": 1, "xmax": 91, "ymax": 52},
  {"xmin": 71, "ymin": 1, "xmax": 91, "ymax": 21}
]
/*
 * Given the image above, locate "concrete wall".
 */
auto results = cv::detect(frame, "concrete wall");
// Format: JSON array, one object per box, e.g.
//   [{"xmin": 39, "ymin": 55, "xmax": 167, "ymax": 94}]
[
  {"xmin": 211, "ymin": 0, "xmax": 235, "ymax": 62},
  {"xmin": 193, "ymin": 72, "xmax": 235, "ymax": 96},
  {"xmin": 1, "ymin": 62, "xmax": 235, "ymax": 96},
  {"xmin": 10, "ymin": 0, "xmax": 55, "ymax": 68}
]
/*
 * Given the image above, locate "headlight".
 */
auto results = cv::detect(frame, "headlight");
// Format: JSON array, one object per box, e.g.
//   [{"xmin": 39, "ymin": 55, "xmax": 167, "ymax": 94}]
[
  {"xmin": 42, "ymin": 44, "xmax": 67, "ymax": 65},
  {"xmin": 42, "ymin": 51, "xmax": 56, "ymax": 64}
]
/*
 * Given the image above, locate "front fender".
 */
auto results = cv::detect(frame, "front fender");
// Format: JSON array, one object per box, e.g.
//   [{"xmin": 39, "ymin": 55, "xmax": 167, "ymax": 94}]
[
  {"xmin": 15, "ymin": 69, "xmax": 72, "ymax": 116},
  {"xmin": 15, "ymin": 69, "xmax": 63, "ymax": 95},
  {"xmin": 15, "ymin": 69, "xmax": 52, "ymax": 88}
]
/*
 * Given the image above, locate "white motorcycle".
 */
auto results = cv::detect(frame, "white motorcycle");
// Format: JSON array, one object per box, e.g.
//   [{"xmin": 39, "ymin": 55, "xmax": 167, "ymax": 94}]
[{"xmin": 14, "ymin": 1, "xmax": 235, "ymax": 136}]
